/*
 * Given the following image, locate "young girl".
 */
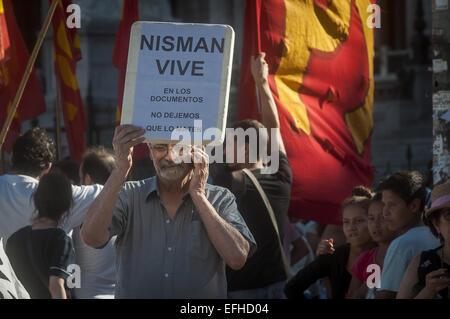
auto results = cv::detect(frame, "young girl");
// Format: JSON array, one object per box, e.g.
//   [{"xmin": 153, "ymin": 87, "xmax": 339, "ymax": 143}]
[
  {"xmin": 6, "ymin": 172, "xmax": 75, "ymax": 299},
  {"xmin": 346, "ymin": 193, "xmax": 398, "ymax": 298},
  {"xmin": 284, "ymin": 187, "xmax": 376, "ymax": 299}
]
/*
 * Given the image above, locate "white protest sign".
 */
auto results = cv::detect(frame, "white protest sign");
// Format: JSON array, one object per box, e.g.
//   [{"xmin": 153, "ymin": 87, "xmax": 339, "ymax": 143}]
[{"xmin": 121, "ymin": 21, "xmax": 234, "ymax": 145}]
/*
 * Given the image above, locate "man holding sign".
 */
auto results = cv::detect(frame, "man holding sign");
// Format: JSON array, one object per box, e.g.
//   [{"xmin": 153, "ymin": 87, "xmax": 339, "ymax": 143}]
[
  {"xmin": 80, "ymin": 126, "xmax": 256, "ymax": 298},
  {"xmin": 80, "ymin": 21, "xmax": 254, "ymax": 298}
]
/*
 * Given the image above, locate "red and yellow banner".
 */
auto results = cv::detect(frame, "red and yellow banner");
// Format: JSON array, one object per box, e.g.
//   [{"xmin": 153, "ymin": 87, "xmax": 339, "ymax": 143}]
[
  {"xmin": 113, "ymin": 0, "xmax": 138, "ymax": 124},
  {"xmin": 0, "ymin": 0, "xmax": 10, "ymax": 78},
  {"xmin": 0, "ymin": 0, "xmax": 46, "ymax": 152},
  {"xmin": 238, "ymin": 0, "xmax": 375, "ymax": 224},
  {"xmin": 51, "ymin": 0, "xmax": 86, "ymax": 163},
  {"xmin": 113, "ymin": 0, "xmax": 147, "ymax": 160}
]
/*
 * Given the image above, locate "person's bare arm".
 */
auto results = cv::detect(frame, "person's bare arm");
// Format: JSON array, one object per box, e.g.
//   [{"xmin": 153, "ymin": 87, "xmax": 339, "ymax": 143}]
[
  {"xmin": 80, "ymin": 125, "xmax": 145, "ymax": 248},
  {"xmin": 48, "ymin": 276, "xmax": 66, "ymax": 299},
  {"xmin": 397, "ymin": 254, "xmax": 420, "ymax": 299},
  {"xmin": 250, "ymin": 52, "xmax": 286, "ymax": 155},
  {"xmin": 190, "ymin": 147, "xmax": 250, "ymax": 270}
]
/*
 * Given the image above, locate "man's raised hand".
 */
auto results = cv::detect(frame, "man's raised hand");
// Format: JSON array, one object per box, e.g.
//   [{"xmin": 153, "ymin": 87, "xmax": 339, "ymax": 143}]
[
  {"xmin": 112, "ymin": 125, "xmax": 146, "ymax": 173},
  {"xmin": 250, "ymin": 52, "xmax": 269, "ymax": 85},
  {"xmin": 189, "ymin": 146, "xmax": 209, "ymax": 197}
]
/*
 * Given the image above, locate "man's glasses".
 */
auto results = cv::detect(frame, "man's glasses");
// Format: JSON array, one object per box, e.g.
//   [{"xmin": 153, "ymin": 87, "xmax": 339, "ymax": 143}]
[
  {"xmin": 149, "ymin": 144, "xmax": 170, "ymax": 155},
  {"xmin": 148, "ymin": 144, "xmax": 189, "ymax": 158}
]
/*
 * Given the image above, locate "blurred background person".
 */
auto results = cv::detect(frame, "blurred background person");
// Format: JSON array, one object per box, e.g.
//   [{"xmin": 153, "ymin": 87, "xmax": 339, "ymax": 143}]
[
  {"xmin": 211, "ymin": 53, "xmax": 292, "ymax": 298},
  {"xmin": 71, "ymin": 146, "xmax": 117, "ymax": 299},
  {"xmin": 0, "ymin": 128, "xmax": 102, "ymax": 249},
  {"xmin": 6, "ymin": 172, "xmax": 75, "ymax": 299},
  {"xmin": 52, "ymin": 157, "xmax": 80, "ymax": 185},
  {"xmin": 347, "ymin": 193, "xmax": 398, "ymax": 298},
  {"xmin": 375, "ymin": 171, "xmax": 440, "ymax": 299},
  {"xmin": 284, "ymin": 187, "xmax": 376, "ymax": 299}
]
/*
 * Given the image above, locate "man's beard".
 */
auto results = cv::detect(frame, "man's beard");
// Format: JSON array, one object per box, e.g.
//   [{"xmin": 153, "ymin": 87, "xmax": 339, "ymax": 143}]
[{"xmin": 157, "ymin": 159, "xmax": 190, "ymax": 181}]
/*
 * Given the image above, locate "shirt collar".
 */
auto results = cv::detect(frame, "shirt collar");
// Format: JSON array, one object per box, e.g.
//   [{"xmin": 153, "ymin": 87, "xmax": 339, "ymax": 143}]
[
  {"xmin": 145, "ymin": 177, "xmax": 160, "ymax": 201},
  {"xmin": 145, "ymin": 176, "xmax": 192, "ymax": 202}
]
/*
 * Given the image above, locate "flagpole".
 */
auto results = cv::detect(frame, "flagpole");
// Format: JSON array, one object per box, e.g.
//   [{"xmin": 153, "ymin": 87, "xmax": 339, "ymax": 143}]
[
  {"xmin": 0, "ymin": 0, "xmax": 59, "ymax": 149},
  {"xmin": 55, "ymin": 78, "xmax": 62, "ymax": 161}
]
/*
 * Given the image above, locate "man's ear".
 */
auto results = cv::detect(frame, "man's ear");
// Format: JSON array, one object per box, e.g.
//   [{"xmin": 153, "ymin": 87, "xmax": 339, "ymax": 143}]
[
  {"xmin": 42, "ymin": 162, "xmax": 52, "ymax": 176},
  {"xmin": 408, "ymin": 198, "xmax": 422, "ymax": 214}
]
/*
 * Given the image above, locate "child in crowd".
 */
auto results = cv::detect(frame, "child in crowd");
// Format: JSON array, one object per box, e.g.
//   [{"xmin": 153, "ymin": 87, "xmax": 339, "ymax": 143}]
[
  {"xmin": 6, "ymin": 172, "xmax": 76, "ymax": 299},
  {"xmin": 284, "ymin": 186, "xmax": 376, "ymax": 299},
  {"xmin": 346, "ymin": 193, "xmax": 399, "ymax": 298}
]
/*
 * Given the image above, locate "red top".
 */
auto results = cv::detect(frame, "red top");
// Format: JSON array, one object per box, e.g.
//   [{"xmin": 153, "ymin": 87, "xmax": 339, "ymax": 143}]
[{"xmin": 350, "ymin": 247, "xmax": 381, "ymax": 282}]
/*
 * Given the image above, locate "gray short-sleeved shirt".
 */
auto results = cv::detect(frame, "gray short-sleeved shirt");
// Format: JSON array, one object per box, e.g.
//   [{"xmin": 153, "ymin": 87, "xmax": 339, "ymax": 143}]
[{"xmin": 109, "ymin": 176, "xmax": 256, "ymax": 299}]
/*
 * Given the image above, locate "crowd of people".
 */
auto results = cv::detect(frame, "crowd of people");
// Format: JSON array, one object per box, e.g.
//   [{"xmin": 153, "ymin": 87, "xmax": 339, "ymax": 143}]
[{"xmin": 0, "ymin": 53, "xmax": 449, "ymax": 299}]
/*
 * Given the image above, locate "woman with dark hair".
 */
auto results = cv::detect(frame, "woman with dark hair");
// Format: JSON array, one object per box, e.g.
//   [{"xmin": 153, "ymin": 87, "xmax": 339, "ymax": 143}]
[
  {"xmin": 6, "ymin": 172, "xmax": 75, "ymax": 299},
  {"xmin": 347, "ymin": 193, "xmax": 399, "ymax": 298},
  {"xmin": 284, "ymin": 186, "xmax": 377, "ymax": 299},
  {"xmin": 397, "ymin": 182, "xmax": 450, "ymax": 299}
]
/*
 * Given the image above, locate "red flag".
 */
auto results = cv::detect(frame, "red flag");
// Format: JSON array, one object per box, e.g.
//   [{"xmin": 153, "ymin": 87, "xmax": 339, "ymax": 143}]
[
  {"xmin": 238, "ymin": 0, "xmax": 375, "ymax": 225},
  {"xmin": 51, "ymin": 0, "xmax": 86, "ymax": 163},
  {"xmin": 0, "ymin": 0, "xmax": 10, "ymax": 72},
  {"xmin": 62, "ymin": 0, "xmax": 81, "ymax": 61},
  {"xmin": 0, "ymin": 0, "xmax": 46, "ymax": 152},
  {"xmin": 112, "ymin": 0, "xmax": 138, "ymax": 124},
  {"xmin": 113, "ymin": 0, "xmax": 147, "ymax": 160}
]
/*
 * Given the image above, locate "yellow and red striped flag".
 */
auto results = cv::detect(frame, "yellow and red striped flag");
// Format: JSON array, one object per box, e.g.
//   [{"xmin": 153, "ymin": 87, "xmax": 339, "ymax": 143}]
[
  {"xmin": 0, "ymin": 0, "xmax": 46, "ymax": 152},
  {"xmin": 113, "ymin": 0, "xmax": 148, "ymax": 159},
  {"xmin": 238, "ymin": 0, "xmax": 376, "ymax": 224},
  {"xmin": 0, "ymin": 0, "xmax": 10, "ymax": 84},
  {"xmin": 51, "ymin": 0, "xmax": 86, "ymax": 163}
]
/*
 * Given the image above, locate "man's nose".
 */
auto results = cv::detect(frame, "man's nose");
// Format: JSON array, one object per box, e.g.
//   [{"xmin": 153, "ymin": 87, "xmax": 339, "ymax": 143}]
[
  {"xmin": 164, "ymin": 152, "xmax": 173, "ymax": 162},
  {"xmin": 164, "ymin": 144, "xmax": 186, "ymax": 162},
  {"xmin": 383, "ymin": 205, "xmax": 390, "ymax": 217},
  {"xmin": 163, "ymin": 146, "xmax": 174, "ymax": 161}
]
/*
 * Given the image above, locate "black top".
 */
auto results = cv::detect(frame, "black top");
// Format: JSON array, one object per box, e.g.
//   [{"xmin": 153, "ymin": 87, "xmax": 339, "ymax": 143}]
[
  {"xmin": 211, "ymin": 152, "xmax": 292, "ymax": 291},
  {"xmin": 414, "ymin": 246, "xmax": 450, "ymax": 299},
  {"xmin": 284, "ymin": 244, "xmax": 352, "ymax": 299},
  {"xmin": 6, "ymin": 226, "xmax": 75, "ymax": 299}
]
